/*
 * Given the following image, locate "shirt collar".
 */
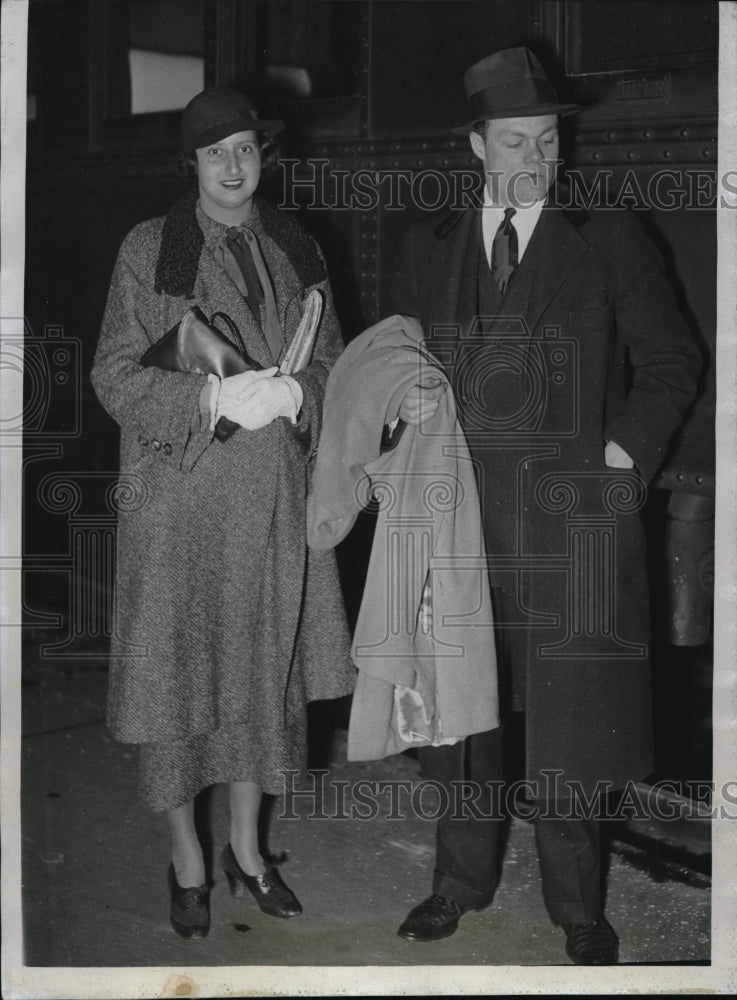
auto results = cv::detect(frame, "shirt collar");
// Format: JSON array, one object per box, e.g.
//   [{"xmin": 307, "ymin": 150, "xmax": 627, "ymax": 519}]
[
  {"xmin": 481, "ymin": 186, "xmax": 546, "ymax": 221},
  {"xmin": 480, "ymin": 186, "xmax": 546, "ymax": 262}
]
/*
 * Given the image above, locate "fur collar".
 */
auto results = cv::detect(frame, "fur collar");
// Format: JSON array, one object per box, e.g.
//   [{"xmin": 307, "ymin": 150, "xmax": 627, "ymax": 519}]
[{"xmin": 154, "ymin": 188, "xmax": 326, "ymax": 298}]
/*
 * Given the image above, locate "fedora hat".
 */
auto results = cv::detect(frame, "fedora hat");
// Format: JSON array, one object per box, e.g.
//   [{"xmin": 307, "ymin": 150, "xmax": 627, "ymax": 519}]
[
  {"xmin": 182, "ymin": 87, "xmax": 284, "ymax": 151},
  {"xmin": 452, "ymin": 47, "xmax": 579, "ymax": 134}
]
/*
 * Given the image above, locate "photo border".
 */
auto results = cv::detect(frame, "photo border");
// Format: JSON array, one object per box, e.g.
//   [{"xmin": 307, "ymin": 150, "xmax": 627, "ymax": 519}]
[{"xmin": 2, "ymin": 0, "xmax": 736, "ymax": 994}]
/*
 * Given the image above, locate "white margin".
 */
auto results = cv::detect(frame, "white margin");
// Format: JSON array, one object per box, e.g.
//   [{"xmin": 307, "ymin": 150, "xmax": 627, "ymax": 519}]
[
  {"xmin": 711, "ymin": 0, "xmax": 737, "ymax": 989},
  {"xmin": 1, "ymin": 0, "xmax": 29, "ymax": 998},
  {"xmin": 2, "ymin": 0, "xmax": 737, "ymax": 996}
]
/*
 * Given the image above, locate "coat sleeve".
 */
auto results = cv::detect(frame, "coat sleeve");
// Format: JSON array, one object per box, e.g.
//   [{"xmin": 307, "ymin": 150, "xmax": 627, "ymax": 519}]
[
  {"xmin": 289, "ymin": 247, "xmax": 345, "ymax": 454},
  {"xmin": 383, "ymin": 226, "xmax": 423, "ymax": 320},
  {"xmin": 604, "ymin": 211, "xmax": 702, "ymax": 484},
  {"xmin": 90, "ymin": 224, "xmax": 213, "ymax": 472}
]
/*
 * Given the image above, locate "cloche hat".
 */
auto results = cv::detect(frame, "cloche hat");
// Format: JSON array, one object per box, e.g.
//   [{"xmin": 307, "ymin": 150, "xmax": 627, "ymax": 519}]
[
  {"xmin": 452, "ymin": 46, "xmax": 580, "ymax": 134},
  {"xmin": 182, "ymin": 87, "xmax": 284, "ymax": 151}
]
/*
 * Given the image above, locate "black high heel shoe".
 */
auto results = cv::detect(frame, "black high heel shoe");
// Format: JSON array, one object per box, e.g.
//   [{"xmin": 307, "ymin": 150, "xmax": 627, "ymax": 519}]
[
  {"xmin": 167, "ymin": 863, "xmax": 210, "ymax": 939},
  {"xmin": 220, "ymin": 843, "xmax": 302, "ymax": 918}
]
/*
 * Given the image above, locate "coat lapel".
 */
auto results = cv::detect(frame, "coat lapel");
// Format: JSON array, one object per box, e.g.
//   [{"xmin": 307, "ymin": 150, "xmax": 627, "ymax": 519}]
[
  {"xmin": 429, "ymin": 203, "xmax": 590, "ymax": 345},
  {"xmin": 429, "ymin": 208, "xmax": 481, "ymax": 341},
  {"xmin": 195, "ymin": 244, "xmax": 277, "ymax": 369},
  {"xmin": 504, "ymin": 205, "xmax": 590, "ymax": 334}
]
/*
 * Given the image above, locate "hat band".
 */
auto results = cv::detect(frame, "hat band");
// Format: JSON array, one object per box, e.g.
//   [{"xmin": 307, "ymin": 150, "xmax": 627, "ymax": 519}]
[{"xmin": 468, "ymin": 77, "xmax": 561, "ymax": 120}]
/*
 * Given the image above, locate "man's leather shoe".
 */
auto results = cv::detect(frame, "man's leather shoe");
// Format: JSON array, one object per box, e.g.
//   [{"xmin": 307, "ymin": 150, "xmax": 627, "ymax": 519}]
[
  {"xmin": 398, "ymin": 894, "xmax": 463, "ymax": 941},
  {"xmin": 563, "ymin": 916, "xmax": 619, "ymax": 964}
]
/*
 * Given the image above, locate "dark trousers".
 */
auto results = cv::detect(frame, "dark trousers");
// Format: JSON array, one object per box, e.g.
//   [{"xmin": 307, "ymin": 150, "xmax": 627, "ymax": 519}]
[{"xmin": 418, "ymin": 727, "xmax": 602, "ymax": 925}]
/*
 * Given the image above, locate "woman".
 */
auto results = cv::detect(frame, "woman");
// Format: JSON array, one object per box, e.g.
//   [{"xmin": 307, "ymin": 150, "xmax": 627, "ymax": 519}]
[{"xmin": 91, "ymin": 88, "xmax": 355, "ymax": 939}]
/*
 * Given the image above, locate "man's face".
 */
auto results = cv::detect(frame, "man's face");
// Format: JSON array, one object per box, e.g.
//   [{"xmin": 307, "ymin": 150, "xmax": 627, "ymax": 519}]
[{"xmin": 469, "ymin": 115, "xmax": 559, "ymax": 207}]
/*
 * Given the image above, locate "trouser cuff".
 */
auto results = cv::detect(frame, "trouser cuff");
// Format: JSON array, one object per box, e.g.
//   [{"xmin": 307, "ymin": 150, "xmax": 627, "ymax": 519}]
[
  {"xmin": 545, "ymin": 899, "xmax": 602, "ymax": 926},
  {"xmin": 432, "ymin": 869, "xmax": 498, "ymax": 912}
]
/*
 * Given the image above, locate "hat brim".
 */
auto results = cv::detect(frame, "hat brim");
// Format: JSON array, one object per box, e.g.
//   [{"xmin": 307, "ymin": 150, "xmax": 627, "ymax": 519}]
[
  {"xmin": 451, "ymin": 102, "xmax": 580, "ymax": 135},
  {"xmin": 188, "ymin": 116, "xmax": 285, "ymax": 151}
]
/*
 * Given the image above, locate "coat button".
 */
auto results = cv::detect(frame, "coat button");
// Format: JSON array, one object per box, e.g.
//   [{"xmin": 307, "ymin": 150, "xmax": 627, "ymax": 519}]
[
  {"xmin": 163, "ymin": 443, "xmax": 172, "ymax": 455},
  {"xmin": 152, "ymin": 438, "xmax": 161, "ymax": 451},
  {"xmin": 138, "ymin": 434, "xmax": 149, "ymax": 446}
]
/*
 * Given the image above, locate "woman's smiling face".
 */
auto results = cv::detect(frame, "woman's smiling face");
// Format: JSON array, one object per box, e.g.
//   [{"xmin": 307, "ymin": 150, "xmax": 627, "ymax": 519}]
[{"xmin": 195, "ymin": 130, "xmax": 262, "ymax": 225}]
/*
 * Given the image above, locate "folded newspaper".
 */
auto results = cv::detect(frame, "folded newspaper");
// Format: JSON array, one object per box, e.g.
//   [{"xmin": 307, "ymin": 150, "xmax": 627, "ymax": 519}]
[{"xmin": 279, "ymin": 288, "xmax": 323, "ymax": 375}]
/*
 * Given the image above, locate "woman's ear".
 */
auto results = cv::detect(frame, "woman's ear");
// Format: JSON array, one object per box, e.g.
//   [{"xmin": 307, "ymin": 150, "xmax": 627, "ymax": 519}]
[
  {"xmin": 177, "ymin": 152, "xmax": 198, "ymax": 179},
  {"xmin": 258, "ymin": 134, "xmax": 281, "ymax": 178}
]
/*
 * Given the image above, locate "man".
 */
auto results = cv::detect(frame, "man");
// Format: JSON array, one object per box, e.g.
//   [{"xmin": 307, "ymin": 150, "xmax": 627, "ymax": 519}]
[{"xmin": 390, "ymin": 47, "xmax": 701, "ymax": 964}]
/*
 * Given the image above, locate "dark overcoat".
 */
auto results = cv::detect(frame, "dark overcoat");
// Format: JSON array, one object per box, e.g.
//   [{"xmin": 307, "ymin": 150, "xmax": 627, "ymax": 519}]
[
  {"xmin": 91, "ymin": 193, "xmax": 355, "ymax": 789},
  {"xmin": 389, "ymin": 195, "xmax": 701, "ymax": 794}
]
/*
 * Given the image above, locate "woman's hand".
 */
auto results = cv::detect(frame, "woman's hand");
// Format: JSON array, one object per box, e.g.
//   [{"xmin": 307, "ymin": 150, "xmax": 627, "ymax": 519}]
[
  {"xmin": 217, "ymin": 367, "xmax": 303, "ymax": 429},
  {"xmin": 397, "ymin": 376, "xmax": 448, "ymax": 426}
]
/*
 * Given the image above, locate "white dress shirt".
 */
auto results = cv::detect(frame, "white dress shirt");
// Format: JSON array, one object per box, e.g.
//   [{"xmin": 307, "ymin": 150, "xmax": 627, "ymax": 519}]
[{"xmin": 481, "ymin": 187, "xmax": 545, "ymax": 267}]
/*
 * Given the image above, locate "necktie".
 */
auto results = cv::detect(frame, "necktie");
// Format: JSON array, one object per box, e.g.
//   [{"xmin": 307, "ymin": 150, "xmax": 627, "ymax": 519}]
[
  {"xmin": 491, "ymin": 207, "xmax": 518, "ymax": 295},
  {"xmin": 223, "ymin": 227, "xmax": 285, "ymax": 363}
]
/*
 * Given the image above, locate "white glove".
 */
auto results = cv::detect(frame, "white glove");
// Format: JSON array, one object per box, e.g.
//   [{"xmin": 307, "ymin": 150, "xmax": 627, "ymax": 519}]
[
  {"xmin": 219, "ymin": 367, "xmax": 279, "ymax": 403},
  {"xmin": 217, "ymin": 367, "xmax": 303, "ymax": 430}
]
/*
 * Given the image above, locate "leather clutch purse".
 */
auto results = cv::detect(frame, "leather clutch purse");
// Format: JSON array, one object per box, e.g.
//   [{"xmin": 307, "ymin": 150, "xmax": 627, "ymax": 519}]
[{"xmin": 141, "ymin": 306, "xmax": 261, "ymax": 441}]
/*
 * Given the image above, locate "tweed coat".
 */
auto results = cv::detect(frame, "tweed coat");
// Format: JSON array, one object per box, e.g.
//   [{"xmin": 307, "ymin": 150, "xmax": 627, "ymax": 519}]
[
  {"xmin": 91, "ymin": 193, "xmax": 355, "ymax": 779},
  {"xmin": 388, "ymin": 195, "xmax": 701, "ymax": 795}
]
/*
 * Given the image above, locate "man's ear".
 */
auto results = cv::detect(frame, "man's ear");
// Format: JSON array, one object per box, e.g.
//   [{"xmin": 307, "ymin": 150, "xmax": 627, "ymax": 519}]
[{"xmin": 469, "ymin": 129, "xmax": 485, "ymax": 161}]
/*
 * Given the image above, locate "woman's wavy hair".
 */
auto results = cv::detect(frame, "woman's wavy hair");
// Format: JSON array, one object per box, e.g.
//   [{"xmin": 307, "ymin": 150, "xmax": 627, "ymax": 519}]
[{"xmin": 178, "ymin": 132, "xmax": 281, "ymax": 180}]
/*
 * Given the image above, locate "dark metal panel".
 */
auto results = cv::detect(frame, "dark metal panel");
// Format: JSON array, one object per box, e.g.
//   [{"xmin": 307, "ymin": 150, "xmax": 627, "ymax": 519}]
[
  {"xmin": 366, "ymin": 0, "xmax": 539, "ymax": 137},
  {"xmin": 565, "ymin": 1, "xmax": 718, "ymax": 76}
]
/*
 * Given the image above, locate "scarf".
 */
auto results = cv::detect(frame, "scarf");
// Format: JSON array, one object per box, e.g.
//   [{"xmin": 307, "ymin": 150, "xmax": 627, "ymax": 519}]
[{"xmin": 154, "ymin": 188, "xmax": 326, "ymax": 299}]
